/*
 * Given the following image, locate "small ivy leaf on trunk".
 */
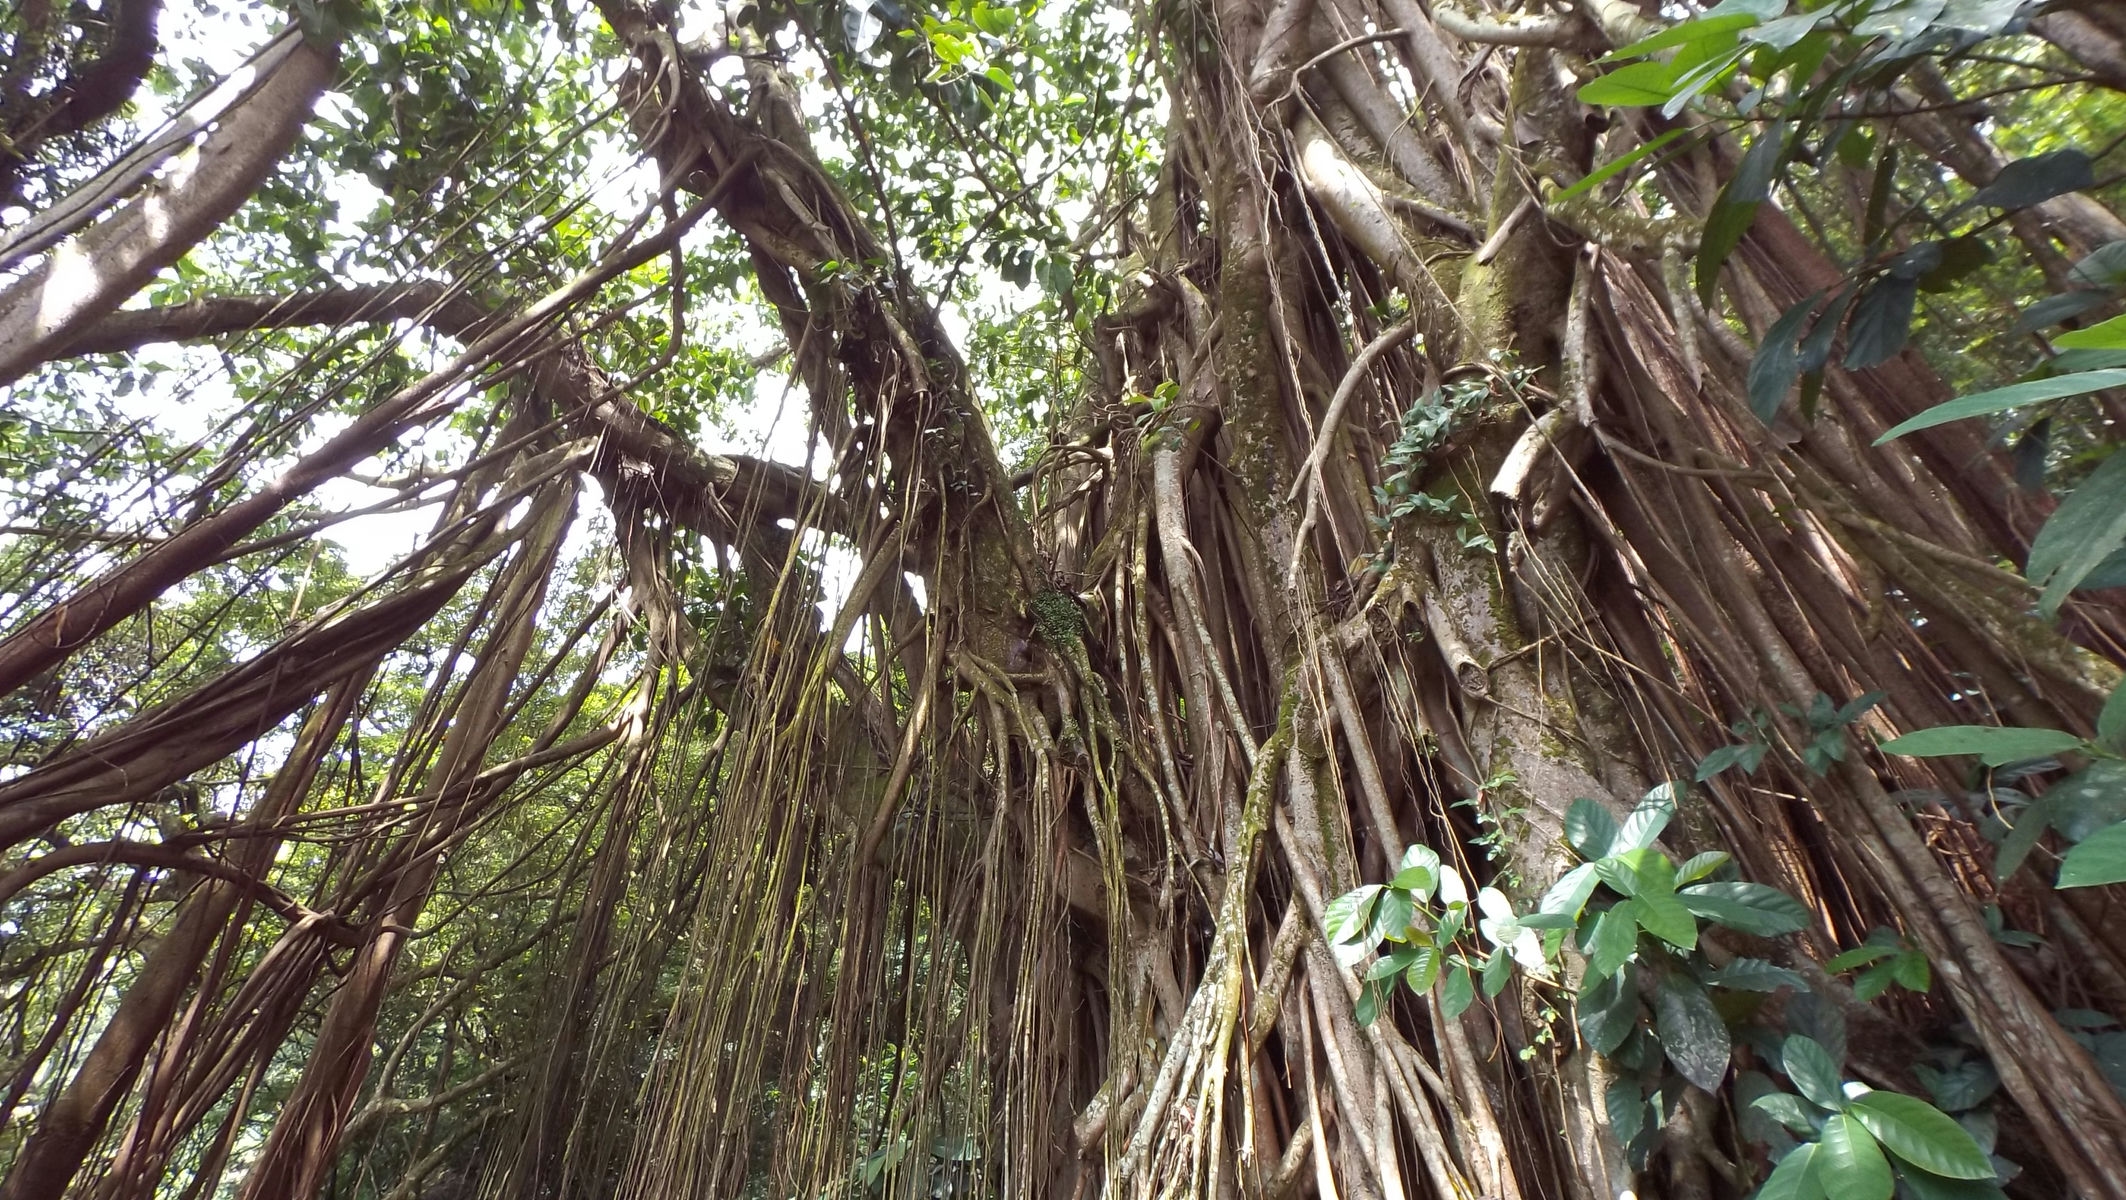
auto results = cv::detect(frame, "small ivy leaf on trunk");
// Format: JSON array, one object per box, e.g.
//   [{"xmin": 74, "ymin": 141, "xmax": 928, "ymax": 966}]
[
  {"xmin": 1655, "ymin": 970, "xmax": 1731, "ymax": 1091},
  {"xmin": 1972, "ymin": 149, "xmax": 2094, "ymax": 210}
]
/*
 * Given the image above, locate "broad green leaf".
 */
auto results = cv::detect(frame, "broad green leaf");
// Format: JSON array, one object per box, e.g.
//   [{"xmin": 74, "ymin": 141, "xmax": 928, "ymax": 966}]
[
  {"xmin": 1892, "ymin": 948, "xmax": 1932, "ymax": 993},
  {"xmin": 1393, "ymin": 843, "xmax": 1443, "ymax": 897},
  {"xmin": 1993, "ymin": 793, "xmax": 2054, "ymax": 880},
  {"xmin": 1482, "ymin": 944, "xmax": 1513, "ymax": 995},
  {"xmin": 1405, "ymin": 946, "xmax": 1443, "ymax": 993},
  {"xmin": 1936, "ymin": 0, "xmax": 2020, "ymax": 32},
  {"xmin": 1366, "ymin": 947, "xmax": 1419, "ymax": 980},
  {"xmin": 1606, "ymin": 1077, "xmax": 1646, "ymax": 1147},
  {"xmin": 1578, "ymin": 967, "xmax": 1639, "ymax": 1054},
  {"xmin": 1679, "ymin": 881, "xmax": 1810, "ymax": 935},
  {"xmin": 1697, "ymin": 125, "xmax": 1784, "ymax": 304},
  {"xmin": 2053, "ymin": 762, "xmax": 2126, "ymax": 839},
  {"xmin": 1874, "ymin": 370, "xmax": 2126, "ymax": 442},
  {"xmin": 1565, "ymin": 796, "xmax": 1620, "ymax": 859},
  {"xmin": 1326, "ymin": 885, "xmax": 1381, "ymax": 964},
  {"xmin": 1824, "ymin": 942, "xmax": 1896, "ymax": 973},
  {"xmin": 1853, "ymin": 0, "xmax": 1945, "ymax": 39},
  {"xmin": 1576, "ymin": 60, "xmax": 1681, "ymax": 107},
  {"xmin": 1749, "ymin": 291, "xmax": 1822, "ymax": 422},
  {"xmin": 1743, "ymin": 9, "xmax": 1828, "ymax": 49},
  {"xmin": 1847, "ymin": 1090, "xmax": 1995, "ymax": 1179},
  {"xmin": 2100, "ymin": 682, "xmax": 2126, "ymax": 754},
  {"xmin": 1756, "ymin": 1141, "xmax": 1825, "ymax": 1200},
  {"xmin": 1368, "ymin": 886, "xmax": 1415, "ymax": 944},
  {"xmin": 1970, "ymin": 149, "xmax": 2095, "ymax": 210},
  {"xmin": 1655, "ymin": 971, "xmax": 1731, "ymax": 1090},
  {"xmin": 1753, "ymin": 1090, "xmax": 1820, "ymax": 1132},
  {"xmin": 1781, "ymin": 1034, "xmax": 1845, "ymax": 1110},
  {"xmin": 1355, "ymin": 978, "xmax": 1382, "ymax": 1026},
  {"xmin": 2057, "ymin": 314, "xmax": 2126, "ymax": 350},
  {"xmin": 1600, "ymin": 13, "xmax": 1761, "ymax": 61},
  {"xmin": 1585, "ymin": 900, "xmax": 1640, "ymax": 980},
  {"xmin": 1678, "ymin": 850, "xmax": 1730, "ymax": 883},
  {"xmin": 1705, "ymin": 957, "xmax": 1807, "ymax": 991},
  {"xmin": 1551, "ymin": 129, "xmax": 1687, "ymax": 203},
  {"xmin": 1844, "ymin": 275, "xmax": 1918, "ymax": 368},
  {"xmin": 2028, "ymin": 447, "xmax": 2126, "ymax": 615},
  {"xmin": 2068, "ymin": 239, "xmax": 2126, "ymax": 289},
  {"xmin": 1636, "ymin": 888, "xmax": 1699, "ymax": 950},
  {"xmin": 1440, "ymin": 963, "xmax": 1475, "ymax": 1018},
  {"xmin": 1539, "ymin": 862, "xmax": 1601, "ymax": 920},
  {"xmin": 1877, "ymin": 724, "xmax": 2087, "ymax": 765},
  {"xmin": 1817, "ymin": 1114, "xmax": 1893, "ymax": 1200},
  {"xmin": 2015, "ymin": 289, "xmax": 2110, "ymax": 333},
  {"xmin": 1618, "ymin": 783, "xmax": 1678, "ymax": 850},
  {"xmin": 2058, "ymin": 820, "xmax": 2126, "ymax": 888}
]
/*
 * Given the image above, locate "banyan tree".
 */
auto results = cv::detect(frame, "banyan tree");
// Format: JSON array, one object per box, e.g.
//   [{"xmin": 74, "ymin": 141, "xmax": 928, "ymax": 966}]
[{"xmin": 4, "ymin": 0, "xmax": 2126, "ymax": 1196}]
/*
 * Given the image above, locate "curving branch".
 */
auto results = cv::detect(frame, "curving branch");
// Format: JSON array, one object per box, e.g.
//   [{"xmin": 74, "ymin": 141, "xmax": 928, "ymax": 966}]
[{"xmin": 1426, "ymin": 0, "xmax": 1587, "ymax": 47}]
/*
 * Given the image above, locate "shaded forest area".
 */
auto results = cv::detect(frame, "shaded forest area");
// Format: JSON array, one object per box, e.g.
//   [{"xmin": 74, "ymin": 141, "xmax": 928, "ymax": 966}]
[{"xmin": 4, "ymin": 0, "xmax": 2126, "ymax": 1197}]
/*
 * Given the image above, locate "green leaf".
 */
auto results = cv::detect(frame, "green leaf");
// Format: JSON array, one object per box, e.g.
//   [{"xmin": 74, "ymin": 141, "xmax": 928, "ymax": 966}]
[
  {"xmin": 1356, "ymin": 978, "xmax": 1383, "ymax": 1026},
  {"xmin": 1892, "ymin": 948, "xmax": 1932, "ymax": 993},
  {"xmin": 1440, "ymin": 963, "xmax": 1476, "ymax": 1018},
  {"xmin": 1781, "ymin": 1034, "xmax": 1845, "ymax": 1110},
  {"xmin": 1878, "ymin": 725, "xmax": 2088, "ymax": 766},
  {"xmin": 1678, "ymin": 850, "xmax": 1730, "ymax": 883},
  {"xmin": 1578, "ymin": 967, "xmax": 1639, "ymax": 1054},
  {"xmin": 1576, "ymin": 60, "xmax": 1681, "ymax": 107},
  {"xmin": 1482, "ymin": 944, "xmax": 1513, "ymax": 995},
  {"xmin": 1606, "ymin": 1077, "xmax": 1646, "ymax": 1147},
  {"xmin": 1874, "ymin": 370, "xmax": 2126, "ymax": 442},
  {"xmin": 1637, "ymin": 888, "xmax": 1699, "ymax": 950},
  {"xmin": 1843, "ymin": 274, "xmax": 1919, "ymax": 369},
  {"xmin": 1366, "ymin": 947, "xmax": 1419, "ymax": 980},
  {"xmin": 1705, "ymin": 957, "xmax": 1808, "ymax": 991},
  {"xmin": 1368, "ymin": 887, "xmax": 1416, "ymax": 944},
  {"xmin": 2070, "ymin": 240, "xmax": 2126, "ymax": 289},
  {"xmin": 1679, "ymin": 881, "xmax": 1810, "ymax": 936},
  {"xmin": 1656, "ymin": 971, "xmax": 1731, "ymax": 1090},
  {"xmin": 1564, "ymin": 797, "xmax": 1619, "ymax": 860},
  {"xmin": 1993, "ymin": 793, "xmax": 2055, "ymax": 880},
  {"xmin": 1936, "ymin": 0, "xmax": 2020, "ymax": 32},
  {"xmin": 1824, "ymin": 943, "xmax": 1896, "ymax": 973},
  {"xmin": 1847, "ymin": 1090, "xmax": 1995, "ymax": 1179},
  {"xmin": 1970, "ymin": 149, "xmax": 2095, "ymax": 210},
  {"xmin": 1618, "ymin": 783, "xmax": 1678, "ymax": 850},
  {"xmin": 1816, "ymin": 1114, "xmax": 1893, "ymax": 1200},
  {"xmin": 2056, "ymin": 314, "xmax": 2126, "ymax": 351},
  {"xmin": 2028, "ymin": 447, "xmax": 2126, "ymax": 616},
  {"xmin": 1326, "ymin": 885, "xmax": 1382, "ymax": 963},
  {"xmin": 2058, "ymin": 820, "xmax": 2126, "ymax": 888},
  {"xmin": 1393, "ymin": 844, "xmax": 1442, "ymax": 897},
  {"xmin": 1697, "ymin": 126, "xmax": 1784, "ymax": 305},
  {"xmin": 1744, "ymin": 9, "xmax": 1828, "ymax": 50},
  {"xmin": 1756, "ymin": 1141, "xmax": 1825, "ymax": 1200},
  {"xmin": 2013, "ymin": 289, "xmax": 2109, "ymax": 333},
  {"xmin": 1752, "ymin": 1090, "xmax": 1821, "ymax": 1133},
  {"xmin": 2099, "ymin": 683, "xmax": 2126, "ymax": 755},
  {"xmin": 1539, "ymin": 862, "xmax": 1601, "ymax": 920},
  {"xmin": 1853, "ymin": 0, "xmax": 1945, "ymax": 39},
  {"xmin": 1551, "ymin": 129, "xmax": 1688, "ymax": 203},
  {"xmin": 1405, "ymin": 946, "xmax": 1443, "ymax": 993},
  {"xmin": 1918, "ymin": 235, "xmax": 1993, "ymax": 293},
  {"xmin": 1602, "ymin": 13, "xmax": 1762, "ymax": 61},
  {"xmin": 1585, "ymin": 900, "xmax": 1640, "ymax": 980},
  {"xmin": 1749, "ymin": 291, "xmax": 1822, "ymax": 422}
]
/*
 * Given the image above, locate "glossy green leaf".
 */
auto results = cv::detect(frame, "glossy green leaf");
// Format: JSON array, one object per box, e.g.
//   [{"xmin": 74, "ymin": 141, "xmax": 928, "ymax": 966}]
[
  {"xmin": 1618, "ymin": 783, "xmax": 1678, "ymax": 851},
  {"xmin": 1679, "ymin": 882, "xmax": 1810, "ymax": 935},
  {"xmin": 1970, "ymin": 149, "xmax": 2095, "ymax": 210},
  {"xmin": 1705, "ymin": 956, "xmax": 1808, "ymax": 991},
  {"xmin": 1393, "ymin": 843, "xmax": 1443, "ymax": 897},
  {"xmin": 1878, "ymin": 724, "xmax": 2087, "ymax": 765},
  {"xmin": 1585, "ymin": 900, "xmax": 1640, "ymax": 980},
  {"xmin": 1697, "ymin": 125, "xmax": 1784, "ymax": 304},
  {"xmin": 1678, "ymin": 850, "xmax": 1730, "ymax": 883},
  {"xmin": 1440, "ymin": 963, "xmax": 1476, "ymax": 1018},
  {"xmin": 2068, "ymin": 239, "xmax": 2126, "ymax": 289},
  {"xmin": 2058, "ymin": 820, "xmax": 2126, "ymax": 888},
  {"xmin": 1578, "ymin": 967, "xmax": 1640, "ymax": 1054},
  {"xmin": 1576, "ymin": 60, "xmax": 1681, "ymax": 107},
  {"xmin": 1756, "ymin": 1141, "xmax": 1825, "ymax": 1200},
  {"xmin": 1847, "ymin": 1090, "xmax": 1995, "ymax": 1179},
  {"xmin": 2099, "ymin": 683, "xmax": 2126, "ymax": 754},
  {"xmin": 1655, "ymin": 971, "xmax": 1731, "ymax": 1089},
  {"xmin": 1405, "ymin": 946, "xmax": 1443, "ymax": 993},
  {"xmin": 1816, "ymin": 1114, "xmax": 1893, "ymax": 1200},
  {"xmin": 1874, "ymin": 369, "xmax": 2126, "ymax": 442},
  {"xmin": 1565, "ymin": 796, "xmax": 1620, "ymax": 860},
  {"xmin": 2056, "ymin": 314, "xmax": 2126, "ymax": 350},
  {"xmin": 1749, "ymin": 291, "xmax": 1822, "ymax": 422},
  {"xmin": 1843, "ymin": 274, "xmax": 1918, "ymax": 369},
  {"xmin": 1752, "ymin": 1090, "xmax": 1820, "ymax": 1133},
  {"xmin": 2028, "ymin": 447, "xmax": 2126, "ymax": 615},
  {"xmin": 1781, "ymin": 1034, "xmax": 1845, "ymax": 1110}
]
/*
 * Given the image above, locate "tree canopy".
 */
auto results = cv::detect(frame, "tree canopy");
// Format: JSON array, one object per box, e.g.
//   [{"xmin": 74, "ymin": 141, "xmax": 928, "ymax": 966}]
[{"xmin": 4, "ymin": 0, "xmax": 2126, "ymax": 1198}]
